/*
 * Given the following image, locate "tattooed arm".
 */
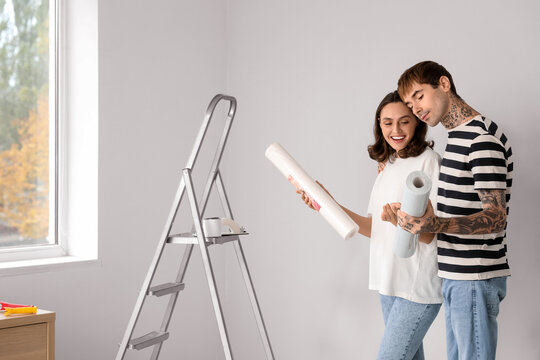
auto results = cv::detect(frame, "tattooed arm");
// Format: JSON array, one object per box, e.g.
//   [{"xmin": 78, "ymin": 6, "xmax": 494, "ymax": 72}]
[{"xmin": 396, "ymin": 189, "xmax": 507, "ymax": 235}]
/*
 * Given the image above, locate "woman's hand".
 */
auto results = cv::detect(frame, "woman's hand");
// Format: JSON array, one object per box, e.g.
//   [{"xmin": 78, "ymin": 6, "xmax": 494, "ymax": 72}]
[
  {"xmin": 377, "ymin": 162, "xmax": 386, "ymax": 174},
  {"xmin": 381, "ymin": 203, "xmax": 400, "ymax": 227},
  {"xmin": 296, "ymin": 188, "xmax": 318, "ymax": 210},
  {"xmin": 296, "ymin": 180, "xmax": 332, "ymax": 211}
]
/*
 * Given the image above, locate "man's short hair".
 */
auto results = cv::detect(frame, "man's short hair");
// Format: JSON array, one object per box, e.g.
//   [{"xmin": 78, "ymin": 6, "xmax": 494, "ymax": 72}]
[{"xmin": 397, "ymin": 61, "xmax": 460, "ymax": 100}]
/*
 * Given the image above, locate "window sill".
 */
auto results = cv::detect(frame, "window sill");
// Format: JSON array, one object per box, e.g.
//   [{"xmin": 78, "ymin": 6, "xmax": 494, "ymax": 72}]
[{"xmin": 0, "ymin": 255, "xmax": 100, "ymax": 277}]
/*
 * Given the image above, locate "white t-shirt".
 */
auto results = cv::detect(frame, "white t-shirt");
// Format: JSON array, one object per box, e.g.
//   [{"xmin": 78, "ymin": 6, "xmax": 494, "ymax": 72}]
[{"xmin": 367, "ymin": 148, "xmax": 442, "ymax": 304}]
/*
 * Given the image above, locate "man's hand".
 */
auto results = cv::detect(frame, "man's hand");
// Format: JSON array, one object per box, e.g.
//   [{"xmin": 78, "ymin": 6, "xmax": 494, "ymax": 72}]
[{"xmin": 396, "ymin": 200, "xmax": 438, "ymax": 234}]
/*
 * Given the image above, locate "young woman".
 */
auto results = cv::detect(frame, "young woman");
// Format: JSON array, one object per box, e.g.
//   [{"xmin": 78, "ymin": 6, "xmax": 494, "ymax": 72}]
[{"xmin": 298, "ymin": 91, "xmax": 442, "ymax": 360}]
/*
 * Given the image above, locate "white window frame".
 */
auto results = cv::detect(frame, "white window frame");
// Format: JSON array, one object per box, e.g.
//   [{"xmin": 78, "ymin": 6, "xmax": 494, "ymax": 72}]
[{"xmin": 0, "ymin": 0, "xmax": 99, "ymax": 275}]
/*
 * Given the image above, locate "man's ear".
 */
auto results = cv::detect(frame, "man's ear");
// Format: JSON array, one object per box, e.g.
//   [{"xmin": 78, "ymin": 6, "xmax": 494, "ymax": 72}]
[
  {"xmin": 439, "ymin": 76, "xmax": 451, "ymax": 92},
  {"xmin": 439, "ymin": 75, "xmax": 452, "ymax": 92}
]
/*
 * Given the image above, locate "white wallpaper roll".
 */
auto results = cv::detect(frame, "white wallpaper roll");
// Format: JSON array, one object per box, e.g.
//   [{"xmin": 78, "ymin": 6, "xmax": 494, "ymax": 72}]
[
  {"xmin": 265, "ymin": 142, "xmax": 359, "ymax": 240},
  {"xmin": 394, "ymin": 171, "xmax": 432, "ymax": 258}
]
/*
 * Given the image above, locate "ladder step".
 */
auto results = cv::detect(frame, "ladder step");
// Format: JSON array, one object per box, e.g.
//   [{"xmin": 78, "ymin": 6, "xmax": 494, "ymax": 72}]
[
  {"xmin": 167, "ymin": 233, "xmax": 199, "ymax": 245},
  {"xmin": 148, "ymin": 282, "xmax": 185, "ymax": 297},
  {"xmin": 167, "ymin": 232, "xmax": 248, "ymax": 245},
  {"xmin": 210, "ymin": 234, "xmax": 239, "ymax": 245},
  {"xmin": 128, "ymin": 331, "xmax": 169, "ymax": 350}
]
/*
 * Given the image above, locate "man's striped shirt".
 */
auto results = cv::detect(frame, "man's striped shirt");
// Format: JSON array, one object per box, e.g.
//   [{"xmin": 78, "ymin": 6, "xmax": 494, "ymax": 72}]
[{"xmin": 437, "ymin": 115, "xmax": 512, "ymax": 280}]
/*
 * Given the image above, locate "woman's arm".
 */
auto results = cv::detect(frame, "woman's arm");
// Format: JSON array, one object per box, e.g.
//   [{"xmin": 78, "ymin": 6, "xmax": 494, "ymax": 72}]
[
  {"xmin": 296, "ymin": 181, "xmax": 372, "ymax": 238},
  {"xmin": 339, "ymin": 205, "xmax": 372, "ymax": 238},
  {"xmin": 418, "ymin": 232, "xmax": 435, "ymax": 244}
]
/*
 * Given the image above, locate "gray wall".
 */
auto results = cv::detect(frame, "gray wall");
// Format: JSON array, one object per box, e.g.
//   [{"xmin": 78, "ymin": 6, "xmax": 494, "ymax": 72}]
[
  {"xmin": 3, "ymin": 0, "xmax": 230, "ymax": 359},
  {"xmin": 224, "ymin": 1, "xmax": 540, "ymax": 359},
  {"xmin": 2, "ymin": 1, "xmax": 539, "ymax": 359}
]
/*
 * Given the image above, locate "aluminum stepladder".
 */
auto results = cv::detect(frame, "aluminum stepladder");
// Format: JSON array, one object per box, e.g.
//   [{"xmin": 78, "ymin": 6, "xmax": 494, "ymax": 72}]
[{"xmin": 115, "ymin": 94, "xmax": 274, "ymax": 360}]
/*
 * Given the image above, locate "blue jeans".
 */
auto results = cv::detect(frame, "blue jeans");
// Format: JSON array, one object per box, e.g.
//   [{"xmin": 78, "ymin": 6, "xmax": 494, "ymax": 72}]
[
  {"xmin": 442, "ymin": 277, "xmax": 507, "ymax": 360},
  {"xmin": 378, "ymin": 295, "xmax": 441, "ymax": 360}
]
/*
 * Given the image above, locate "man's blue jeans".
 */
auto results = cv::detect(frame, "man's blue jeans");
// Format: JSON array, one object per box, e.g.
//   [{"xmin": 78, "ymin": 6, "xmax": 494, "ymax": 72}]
[
  {"xmin": 377, "ymin": 295, "xmax": 441, "ymax": 360},
  {"xmin": 442, "ymin": 277, "xmax": 507, "ymax": 360}
]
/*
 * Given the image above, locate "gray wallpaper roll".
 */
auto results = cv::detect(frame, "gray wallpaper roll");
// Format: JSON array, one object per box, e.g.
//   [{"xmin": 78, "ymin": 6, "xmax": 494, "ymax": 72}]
[{"xmin": 393, "ymin": 171, "xmax": 432, "ymax": 258}]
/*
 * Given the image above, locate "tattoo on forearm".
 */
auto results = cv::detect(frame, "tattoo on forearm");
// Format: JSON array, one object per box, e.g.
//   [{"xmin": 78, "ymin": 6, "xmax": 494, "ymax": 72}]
[
  {"xmin": 479, "ymin": 189, "xmax": 505, "ymax": 209},
  {"xmin": 437, "ymin": 189, "xmax": 507, "ymax": 235},
  {"xmin": 417, "ymin": 214, "xmax": 438, "ymax": 233}
]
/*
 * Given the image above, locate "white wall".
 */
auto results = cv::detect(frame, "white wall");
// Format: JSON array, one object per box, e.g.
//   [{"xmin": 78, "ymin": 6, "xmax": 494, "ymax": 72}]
[
  {"xmin": 224, "ymin": 1, "xmax": 540, "ymax": 359},
  {"xmin": 3, "ymin": 0, "xmax": 230, "ymax": 359},
  {"xmin": 2, "ymin": 1, "xmax": 540, "ymax": 359}
]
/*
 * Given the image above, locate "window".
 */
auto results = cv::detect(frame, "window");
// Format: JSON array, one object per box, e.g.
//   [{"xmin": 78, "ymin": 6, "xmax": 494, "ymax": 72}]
[
  {"xmin": 0, "ymin": 0, "xmax": 98, "ymax": 273},
  {"xmin": 0, "ymin": 0, "xmax": 56, "ymax": 249}
]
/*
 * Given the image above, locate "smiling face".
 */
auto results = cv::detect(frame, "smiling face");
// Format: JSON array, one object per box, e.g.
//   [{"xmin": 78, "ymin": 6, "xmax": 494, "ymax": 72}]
[
  {"xmin": 402, "ymin": 77, "xmax": 451, "ymax": 127},
  {"xmin": 379, "ymin": 102, "xmax": 418, "ymax": 156}
]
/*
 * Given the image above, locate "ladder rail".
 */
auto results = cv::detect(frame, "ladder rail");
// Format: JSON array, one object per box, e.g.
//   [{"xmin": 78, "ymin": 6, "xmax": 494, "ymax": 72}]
[
  {"xmin": 149, "ymin": 165, "xmax": 227, "ymax": 359},
  {"xmin": 150, "ymin": 243, "xmax": 194, "ymax": 360},
  {"xmin": 148, "ymin": 96, "xmax": 237, "ymax": 359},
  {"xmin": 115, "ymin": 177, "xmax": 187, "ymax": 360},
  {"xmin": 117, "ymin": 94, "xmax": 273, "ymax": 360},
  {"xmin": 216, "ymin": 172, "xmax": 275, "ymax": 360},
  {"xmin": 117, "ymin": 95, "xmax": 236, "ymax": 360},
  {"xmin": 185, "ymin": 94, "xmax": 237, "ymax": 171},
  {"xmin": 193, "ymin": 96, "xmax": 236, "ymax": 219},
  {"xmin": 184, "ymin": 169, "xmax": 234, "ymax": 360}
]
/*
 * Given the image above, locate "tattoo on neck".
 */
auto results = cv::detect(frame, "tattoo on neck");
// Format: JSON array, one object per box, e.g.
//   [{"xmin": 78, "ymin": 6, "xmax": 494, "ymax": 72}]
[
  {"xmin": 442, "ymin": 103, "xmax": 460, "ymax": 129},
  {"xmin": 441, "ymin": 94, "xmax": 479, "ymax": 129},
  {"xmin": 460, "ymin": 106, "xmax": 474, "ymax": 118}
]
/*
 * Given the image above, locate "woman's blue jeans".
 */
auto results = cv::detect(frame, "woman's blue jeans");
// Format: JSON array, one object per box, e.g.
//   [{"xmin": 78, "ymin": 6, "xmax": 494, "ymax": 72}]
[
  {"xmin": 377, "ymin": 295, "xmax": 441, "ymax": 360},
  {"xmin": 442, "ymin": 277, "xmax": 507, "ymax": 360}
]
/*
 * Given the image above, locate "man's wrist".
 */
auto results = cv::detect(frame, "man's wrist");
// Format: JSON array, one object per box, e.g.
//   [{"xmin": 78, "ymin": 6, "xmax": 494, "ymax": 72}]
[{"xmin": 431, "ymin": 216, "xmax": 446, "ymax": 233}]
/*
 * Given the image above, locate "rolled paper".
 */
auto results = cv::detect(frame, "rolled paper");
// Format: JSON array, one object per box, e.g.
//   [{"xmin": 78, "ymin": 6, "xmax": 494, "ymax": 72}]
[
  {"xmin": 265, "ymin": 142, "xmax": 359, "ymax": 239},
  {"xmin": 394, "ymin": 170, "xmax": 432, "ymax": 258}
]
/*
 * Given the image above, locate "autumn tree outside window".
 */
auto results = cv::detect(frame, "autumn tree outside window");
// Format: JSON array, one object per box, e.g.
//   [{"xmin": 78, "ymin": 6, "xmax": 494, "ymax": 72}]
[{"xmin": 0, "ymin": 0, "xmax": 56, "ymax": 249}]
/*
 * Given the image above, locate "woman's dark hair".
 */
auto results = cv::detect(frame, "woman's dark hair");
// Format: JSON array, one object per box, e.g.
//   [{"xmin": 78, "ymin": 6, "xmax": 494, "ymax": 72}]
[{"xmin": 367, "ymin": 91, "xmax": 433, "ymax": 163}]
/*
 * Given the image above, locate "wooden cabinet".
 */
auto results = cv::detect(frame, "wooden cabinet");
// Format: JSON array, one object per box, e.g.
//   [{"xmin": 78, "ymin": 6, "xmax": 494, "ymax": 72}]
[{"xmin": 0, "ymin": 309, "xmax": 55, "ymax": 360}]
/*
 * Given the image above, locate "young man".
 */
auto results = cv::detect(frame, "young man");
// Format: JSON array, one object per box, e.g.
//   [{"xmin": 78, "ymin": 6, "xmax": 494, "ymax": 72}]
[{"xmin": 394, "ymin": 61, "xmax": 512, "ymax": 360}]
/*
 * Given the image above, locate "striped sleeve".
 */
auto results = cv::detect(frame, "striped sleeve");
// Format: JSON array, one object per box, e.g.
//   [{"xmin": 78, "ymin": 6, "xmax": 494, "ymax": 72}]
[{"xmin": 469, "ymin": 134, "xmax": 507, "ymax": 190}]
